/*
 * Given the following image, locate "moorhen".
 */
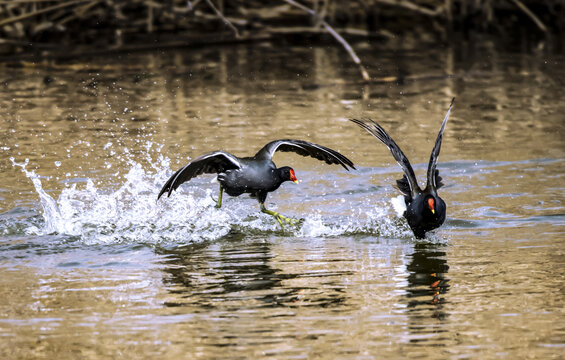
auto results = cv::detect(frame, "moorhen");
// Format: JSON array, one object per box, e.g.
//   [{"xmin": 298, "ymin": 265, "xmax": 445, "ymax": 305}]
[
  {"xmin": 350, "ymin": 98, "xmax": 454, "ymax": 238},
  {"xmin": 158, "ymin": 139, "xmax": 355, "ymax": 227}
]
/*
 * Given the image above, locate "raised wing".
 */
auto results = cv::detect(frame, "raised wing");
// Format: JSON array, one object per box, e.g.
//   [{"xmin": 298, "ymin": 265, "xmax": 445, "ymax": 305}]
[
  {"xmin": 426, "ymin": 98, "xmax": 454, "ymax": 191},
  {"xmin": 254, "ymin": 139, "xmax": 355, "ymax": 171},
  {"xmin": 157, "ymin": 151, "xmax": 241, "ymax": 199},
  {"xmin": 350, "ymin": 118, "xmax": 420, "ymax": 197}
]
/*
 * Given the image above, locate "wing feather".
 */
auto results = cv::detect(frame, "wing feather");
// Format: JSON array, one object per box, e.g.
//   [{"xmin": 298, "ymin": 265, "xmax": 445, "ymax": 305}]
[
  {"xmin": 350, "ymin": 118, "xmax": 420, "ymax": 197},
  {"xmin": 254, "ymin": 139, "xmax": 355, "ymax": 170},
  {"xmin": 157, "ymin": 151, "xmax": 241, "ymax": 199},
  {"xmin": 426, "ymin": 98, "xmax": 454, "ymax": 190}
]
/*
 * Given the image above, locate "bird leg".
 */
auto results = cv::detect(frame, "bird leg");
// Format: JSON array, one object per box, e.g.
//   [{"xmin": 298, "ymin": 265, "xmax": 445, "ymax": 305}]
[
  {"xmin": 260, "ymin": 203, "xmax": 299, "ymax": 228},
  {"xmin": 211, "ymin": 185, "xmax": 223, "ymax": 208}
]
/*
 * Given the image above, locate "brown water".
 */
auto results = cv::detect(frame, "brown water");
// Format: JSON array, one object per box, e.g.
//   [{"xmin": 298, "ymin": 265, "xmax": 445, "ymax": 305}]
[{"xmin": 0, "ymin": 41, "xmax": 564, "ymax": 359}]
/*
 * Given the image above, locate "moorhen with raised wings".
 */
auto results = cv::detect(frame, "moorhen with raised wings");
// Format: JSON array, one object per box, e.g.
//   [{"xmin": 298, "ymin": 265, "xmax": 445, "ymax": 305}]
[
  {"xmin": 350, "ymin": 98, "xmax": 454, "ymax": 238},
  {"xmin": 158, "ymin": 139, "xmax": 355, "ymax": 227}
]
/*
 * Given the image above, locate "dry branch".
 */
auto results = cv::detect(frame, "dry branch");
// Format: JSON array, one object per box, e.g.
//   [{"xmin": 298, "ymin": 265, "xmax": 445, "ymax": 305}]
[
  {"xmin": 509, "ymin": 0, "xmax": 548, "ymax": 33},
  {"xmin": 374, "ymin": 0, "xmax": 443, "ymax": 17},
  {"xmin": 0, "ymin": 0, "xmax": 90, "ymax": 27},
  {"xmin": 204, "ymin": 0, "xmax": 240, "ymax": 37},
  {"xmin": 283, "ymin": 0, "xmax": 370, "ymax": 81}
]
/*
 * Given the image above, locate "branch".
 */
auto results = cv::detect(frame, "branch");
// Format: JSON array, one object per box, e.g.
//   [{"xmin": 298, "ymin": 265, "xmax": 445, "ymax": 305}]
[
  {"xmin": 0, "ymin": 0, "xmax": 90, "ymax": 27},
  {"xmin": 57, "ymin": 2, "xmax": 101, "ymax": 27},
  {"xmin": 509, "ymin": 0, "xmax": 548, "ymax": 33},
  {"xmin": 374, "ymin": 0, "xmax": 443, "ymax": 17},
  {"xmin": 282, "ymin": 0, "xmax": 370, "ymax": 81},
  {"xmin": 204, "ymin": 0, "xmax": 240, "ymax": 38}
]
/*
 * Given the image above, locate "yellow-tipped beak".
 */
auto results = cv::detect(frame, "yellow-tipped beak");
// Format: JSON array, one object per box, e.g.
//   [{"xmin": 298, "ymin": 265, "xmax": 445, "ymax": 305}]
[
  {"xmin": 290, "ymin": 169, "xmax": 298, "ymax": 184},
  {"xmin": 427, "ymin": 198, "xmax": 435, "ymax": 214}
]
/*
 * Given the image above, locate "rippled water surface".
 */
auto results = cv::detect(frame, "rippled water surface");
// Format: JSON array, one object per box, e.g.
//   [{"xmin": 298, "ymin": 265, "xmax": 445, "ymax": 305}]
[{"xmin": 1, "ymin": 41, "xmax": 564, "ymax": 359}]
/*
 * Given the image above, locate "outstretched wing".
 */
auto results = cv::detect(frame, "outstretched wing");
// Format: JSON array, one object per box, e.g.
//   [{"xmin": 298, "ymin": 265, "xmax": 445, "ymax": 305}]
[
  {"xmin": 157, "ymin": 151, "xmax": 241, "ymax": 199},
  {"xmin": 426, "ymin": 98, "xmax": 454, "ymax": 191},
  {"xmin": 254, "ymin": 139, "xmax": 355, "ymax": 171},
  {"xmin": 350, "ymin": 118, "xmax": 420, "ymax": 197}
]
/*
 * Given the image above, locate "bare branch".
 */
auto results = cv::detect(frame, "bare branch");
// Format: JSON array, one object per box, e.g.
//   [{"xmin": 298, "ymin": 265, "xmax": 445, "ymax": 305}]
[
  {"xmin": 373, "ymin": 0, "xmax": 443, "ymax": 17},
  {"xmin": 204, "ymin": 0, "xmax": 240, "ymax": 38},
  {"xmin": 282, "ymin": 0, "xmax": 370, "ymax": 81},
  {"xmin": 0, "ymin": 0, "xmax": 90, "ymax": 27},
  {"xmin": 509, "ymin": 0, "xmax": 548, "ymax": 33}
]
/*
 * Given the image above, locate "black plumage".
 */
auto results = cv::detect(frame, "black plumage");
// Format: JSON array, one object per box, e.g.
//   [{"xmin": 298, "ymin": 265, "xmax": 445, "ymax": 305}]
[
  {"xmin": 350, "ymin": 98, "xmax": 454, "ymax": 238},
  {"xmin": 158, "ymin": 139, "xmax": 355, "ymax": 227}
]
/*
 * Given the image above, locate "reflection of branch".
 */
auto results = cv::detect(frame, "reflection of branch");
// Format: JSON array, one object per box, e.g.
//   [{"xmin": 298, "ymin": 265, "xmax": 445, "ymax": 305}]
[
  {"xmin": 283, "ymin": 0, "xmax": 370, "ymax": 82},
  {"xmin": 509, "ymin": 0, "xmax": 548, "ymax": 33},
  {"xmin": 204, "ymin": 0, "xmax": 240, "ymax": 38}
]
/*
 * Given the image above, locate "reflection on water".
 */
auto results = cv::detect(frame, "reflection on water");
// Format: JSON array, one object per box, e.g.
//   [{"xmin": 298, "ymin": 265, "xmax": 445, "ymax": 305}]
[
  {"xmin": 0, "ymin": 40, "xmax": 564, "ymax": 358},
  {"xmin": 406, "ymin": 243, "xmax": 449, "ymax": 312},
  {"xmin": 404, "ymin": 243, "xmax": 450, "ymax": 351},
  {"xmin": 160, "ymin": 233, "xmax": 349, "ymax": 310},
  {"xmin": 161, "ymin": 236, "xmax": 297, "ymax": 308}
]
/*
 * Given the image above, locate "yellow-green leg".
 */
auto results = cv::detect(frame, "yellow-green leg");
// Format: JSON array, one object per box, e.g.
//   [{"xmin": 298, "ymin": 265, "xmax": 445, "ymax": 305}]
[
  {"xmin": 215, "ymin": 185, "xmax": 223, "ymax": 208},
  {"xmin": 211, "ymin": 185, "xmax": 223, "ymax": 208},
  {"xmin": 260, "ymin": 203, "xmax": 299, "ymax": 228}
]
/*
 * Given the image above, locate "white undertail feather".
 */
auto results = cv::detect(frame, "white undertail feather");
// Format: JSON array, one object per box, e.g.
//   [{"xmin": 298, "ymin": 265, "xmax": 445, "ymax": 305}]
[{"xmin": 391, "ymin": 195, "xmax": 406, "ymax": 217}]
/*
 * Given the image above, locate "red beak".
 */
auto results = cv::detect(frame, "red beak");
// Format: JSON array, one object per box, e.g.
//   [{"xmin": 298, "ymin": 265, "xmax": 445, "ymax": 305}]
[
  {"xmin": 427, "ymin": 198, "xmax": 435, "ymax": 214},
  {"xmin": 290, "ymin": 169, "xmax": 298, "ymax": 184}
]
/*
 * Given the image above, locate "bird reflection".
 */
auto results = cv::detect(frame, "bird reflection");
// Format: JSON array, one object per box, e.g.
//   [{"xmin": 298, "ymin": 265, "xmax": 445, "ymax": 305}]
[
  {"xmin": 156, "ymin": 231, "xmax": 348, "ymax": 309},
  {"xmin": 401, "ymin": 241, "xmax": 451, "ymax": 351},
  {"xmin": 405, "ymin": 242, "xmax": 450, "ymax": 318}
]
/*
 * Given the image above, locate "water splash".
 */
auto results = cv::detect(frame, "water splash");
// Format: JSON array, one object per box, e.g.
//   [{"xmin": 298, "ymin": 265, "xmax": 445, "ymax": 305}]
[
  {"xmin": 9, "ymin": 153, "xmax": 411, "ymax": 246},
  {"xmin": 10, "ymin": 157, "xmax": 66, "ymax": 235}
]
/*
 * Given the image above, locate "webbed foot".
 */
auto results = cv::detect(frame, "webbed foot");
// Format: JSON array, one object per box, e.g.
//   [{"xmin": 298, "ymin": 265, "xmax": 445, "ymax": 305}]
[{"xmin": 260, "ymin": 203, "xmax": 301, "ymax": 229}]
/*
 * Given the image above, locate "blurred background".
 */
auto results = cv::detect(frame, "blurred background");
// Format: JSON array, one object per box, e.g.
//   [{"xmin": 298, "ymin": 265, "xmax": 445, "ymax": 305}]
[
  {"xmin": 0, "ymin": 1, "xmax": 564, "ymax": 359},
  {"xmin": 0, "ymin": 0, "xmax": 562, "ymax": 60}
]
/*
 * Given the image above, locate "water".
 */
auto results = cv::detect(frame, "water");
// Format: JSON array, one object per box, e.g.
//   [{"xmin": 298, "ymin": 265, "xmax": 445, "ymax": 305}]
[{"xmin": 1, "ymin": 41, "xmax": 564, "ymax": 358}]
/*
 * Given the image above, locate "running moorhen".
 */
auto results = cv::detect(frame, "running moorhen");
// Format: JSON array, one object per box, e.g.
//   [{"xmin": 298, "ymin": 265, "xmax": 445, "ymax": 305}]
[
  {"xmin": 350, "ymin": 98, "xmax": 454, "ymax": 238},
  {"xmin": 158, "ymin": 139, "xmax": 355, "ymax": 227}
]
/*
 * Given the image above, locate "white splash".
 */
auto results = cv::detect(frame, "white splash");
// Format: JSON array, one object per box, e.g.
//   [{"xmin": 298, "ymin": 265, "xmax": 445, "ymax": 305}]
[
  {"xmin": 11, "ymin": 151, "xmax": 412, "ymax": 245},
  {"xmin": 11, "ymin": 157, "xmax": 232, "ymax": 244},
  {"xmin": 11, "ymin": 157, "xmax": 67, "ymax": 235}
]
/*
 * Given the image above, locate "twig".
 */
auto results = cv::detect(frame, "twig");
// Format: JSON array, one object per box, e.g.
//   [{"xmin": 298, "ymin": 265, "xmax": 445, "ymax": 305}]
[
  {"xmin": 57, "ymin": 1, "xmax": 100, "ymax": 26},
  {"xmin": 203, "ymin": 0, "xmax": 240, "ymax": 38},
  {"xmin": 282, "ymin": 0, "xmax": 370, "ymax": 82},
  {"xmin": 267, "ymin": 26, "xmax": 393, "ymax": 39},
  {"xmin": 147, "ymin": 1, "xmax": 154, "ymax": 33},
  {"xmin": 509, "ymin": 0, "xmax": 548, "ymax": 33},
  {"xmin": 194, "ymin": 12, "xmax": 248, "ymax": 27},
  {"xmin": 374, "ymin": 0, "xmax": 443, "ymax": 17},
  {"xmin": 0, "ymin": 0, "xmax": 90, "ymax": 27},
  {"xmin": 0, "ymin": 0, "xmax": 64, "ymax": 3},
  {"xmin": 445, "ymin": 0, "xmax": 452, "ymax": 24}
]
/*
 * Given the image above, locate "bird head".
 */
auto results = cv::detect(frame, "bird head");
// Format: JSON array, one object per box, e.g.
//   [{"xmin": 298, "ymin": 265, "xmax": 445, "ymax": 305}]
[{"xmin": 280, "ymin": 167, "xmax": 298, "ymax": 184}]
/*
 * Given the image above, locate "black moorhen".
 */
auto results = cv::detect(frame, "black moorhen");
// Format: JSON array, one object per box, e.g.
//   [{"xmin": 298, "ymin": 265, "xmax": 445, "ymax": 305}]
[
  {"xmin": 350, "ymin": 98, "xmax": 454, "ymax": 238},
  {"xmin": 158, "ymin": 139, "xmax": 355, "ymax": 227}
]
